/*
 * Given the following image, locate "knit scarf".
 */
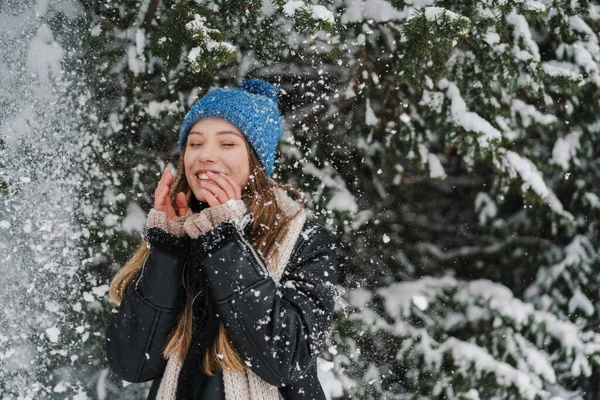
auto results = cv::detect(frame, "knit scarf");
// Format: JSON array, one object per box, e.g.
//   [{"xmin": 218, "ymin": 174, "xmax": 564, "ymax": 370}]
[{"xmin": 156, "ymin": 188, "xmax": 306, "ymax": 400}]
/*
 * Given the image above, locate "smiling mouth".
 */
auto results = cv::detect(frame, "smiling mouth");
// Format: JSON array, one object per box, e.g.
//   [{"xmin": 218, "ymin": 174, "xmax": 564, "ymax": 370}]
[{"xmin": 196, "ymin": 173, "xmax": 211, "ymax": 180}]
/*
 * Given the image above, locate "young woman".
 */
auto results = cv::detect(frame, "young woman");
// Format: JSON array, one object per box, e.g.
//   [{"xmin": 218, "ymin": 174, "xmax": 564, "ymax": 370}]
[{"xmin": 106, "ymin": 79, "xmax": 338, "ymax": 400}]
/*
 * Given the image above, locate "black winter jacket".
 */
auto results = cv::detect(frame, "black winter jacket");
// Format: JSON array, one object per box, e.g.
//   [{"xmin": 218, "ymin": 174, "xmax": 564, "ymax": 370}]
[{"xmin": 106, "ymin": 209, "xmax": 338, "ymax": 400}]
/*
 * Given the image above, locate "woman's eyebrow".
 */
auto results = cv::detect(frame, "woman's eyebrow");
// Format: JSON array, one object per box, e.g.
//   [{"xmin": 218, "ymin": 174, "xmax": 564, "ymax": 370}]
[
  {"xmin": 217, "ymin": 130, "xmax": 244, "ymax": 138},
  {"xmin": 188, "ymin": 130, "xmax": 243, "ymax": 137}
]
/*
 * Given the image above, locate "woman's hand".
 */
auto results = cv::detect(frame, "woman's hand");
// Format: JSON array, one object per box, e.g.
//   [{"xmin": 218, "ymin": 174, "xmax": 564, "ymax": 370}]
[
  {"xmin": 198, "ymin": 171, "xmax": 242, "ymax": 207},
  {"xmin": 154, "ymin": 168, "xmax": 189, "ymax": 219}
]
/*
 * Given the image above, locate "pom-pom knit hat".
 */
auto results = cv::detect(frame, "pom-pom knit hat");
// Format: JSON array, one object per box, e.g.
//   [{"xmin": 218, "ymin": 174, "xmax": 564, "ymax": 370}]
[{"xmin": 178, "ymin": 79, "xmax": 283, "ymax": 176}]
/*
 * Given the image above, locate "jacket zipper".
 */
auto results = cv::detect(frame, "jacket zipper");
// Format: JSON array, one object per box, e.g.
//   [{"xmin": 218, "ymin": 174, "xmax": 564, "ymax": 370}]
[{"xmin": 235, "ymin": 213, "xmax": 270, "ymax": 276}]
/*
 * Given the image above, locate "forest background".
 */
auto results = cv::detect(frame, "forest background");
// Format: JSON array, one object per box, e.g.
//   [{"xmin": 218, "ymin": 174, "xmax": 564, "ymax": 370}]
[{"xmin": 1, "ymin": 0, "xmax": 600, "ymax": 399}]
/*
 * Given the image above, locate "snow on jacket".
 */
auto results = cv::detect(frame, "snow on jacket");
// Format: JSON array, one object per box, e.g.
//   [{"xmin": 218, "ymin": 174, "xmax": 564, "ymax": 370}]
[{"xmin": 106, "ymin": 192, "xmax": 338, "ymax": 399}]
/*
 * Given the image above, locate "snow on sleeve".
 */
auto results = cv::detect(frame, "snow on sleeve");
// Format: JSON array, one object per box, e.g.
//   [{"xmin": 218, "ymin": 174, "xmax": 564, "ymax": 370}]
[{"xmin": 438, "ymin": 79, "xmax": 502, "ymax": 148}]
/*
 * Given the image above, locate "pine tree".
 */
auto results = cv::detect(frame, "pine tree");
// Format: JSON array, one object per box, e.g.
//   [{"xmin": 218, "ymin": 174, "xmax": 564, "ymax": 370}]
[{"xmin": 320, "ymin": 1, "xmax": 600, "ymax": 398}]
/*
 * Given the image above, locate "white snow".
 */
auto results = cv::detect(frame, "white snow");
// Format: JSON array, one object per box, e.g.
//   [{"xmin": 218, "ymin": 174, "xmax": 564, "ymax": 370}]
[
  {"xmin": 412, "ymin": 6, "xmax": 469, "ymax": 29},
  {"xmin": 341, "ymin": 0, "xmax": 411, "ymax": 23},
  {"xmin": 551, "ymin": 131, "xmax": 581, "ymax": 170},
  {"xmin": 121, "ymin": 202, "xmax": 147, "ymax": 232},
  {"xmin": 541, "ymin": 61, "xmax": 582, "ymax": 80},
  {"xmin": 302, "ymin": 163, "xmax": 358, "ymax": 213},
  {"xmin": 365, "ymin": 99, "xmax": 379, "ymax": 126},
  {"xmin": 500, "ymin": 149, "xmax": 573, "ymax": 220},
  {"xmin": 311, "ymin": 5, "xmax": 334, "ymax": 23},
  {"xmin": 282, "ymin": 1, "xmax": 306, "ymax": 17},
  {"xmin": 185, "ymin": 14, "xmax": 219, "ymax": 35},
  {"xmin": 440, "ymin": 338, "xmax": 545, "ymax": 399},
  {"xmin": 568, "ymin": 289, "xmax": 594, "ymax": 316},
  {"xmin": 439, "ymin": 79, "xmax": 502, "ymax": 147},
  {"xmin": 145, "ymin": 100, "xmax": 180, "ymax": 118},
  {"xmin": 91, "ymin": 284, "xmax": 109, "ymax": 299},
  {"xmin": 45, "ymin": 326, "xmax": 60, "ymax": 343},
  {"xmin": 26, "ymin": 24, "xmax": 64, "ymax": 85},
  {"xmin": 474, "ymin": 192, "xmax": 497, "ymax": 225},
  {"xmin": 187, "ymin": 46, "xmax": 203, "ymax": 63},
  {"xmin": 135, "ymin": 28, "xmax": 145, "ymax": 57},
  {"xmin": 511, "ymin": 99, "xmax": 558, "ymax": 128},
  {"xmin": 378, "ymin": 276, "xmax": 456, "ymax": 317},
  {"xmin": 507, "ymin": 13, "xmax": 540, "ymax": 61},
  {"xmin": 427, "ymin": 153, "xmax": 447, "ymax": 179}
]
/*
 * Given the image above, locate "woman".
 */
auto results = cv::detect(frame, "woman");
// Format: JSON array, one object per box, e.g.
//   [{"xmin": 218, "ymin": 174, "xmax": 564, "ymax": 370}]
[{"xmin": 106, "ymin": 79, "xmax": 338, "ymax": 400}]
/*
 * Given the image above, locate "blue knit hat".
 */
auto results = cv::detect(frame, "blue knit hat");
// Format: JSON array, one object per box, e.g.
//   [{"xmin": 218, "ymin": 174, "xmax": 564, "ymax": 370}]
[{"xmin": 178, "ymin": 79, "xmax": 283, "ymax": 176}]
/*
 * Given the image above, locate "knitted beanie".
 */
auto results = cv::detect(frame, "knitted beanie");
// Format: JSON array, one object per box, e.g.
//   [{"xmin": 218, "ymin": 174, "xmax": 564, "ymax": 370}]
[{"xmin": 178, "ymin": 79, "xmax": 283, "ymax": 176}]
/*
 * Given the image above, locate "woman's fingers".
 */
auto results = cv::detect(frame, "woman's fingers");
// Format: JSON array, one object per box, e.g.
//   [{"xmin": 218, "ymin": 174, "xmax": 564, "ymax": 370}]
[
  {"xmin": 206, "ymin": 171, "xmax": 239, "ymax": 200},
  {"xmin": 175, "ymin": 192, "xmax": 189, "ymax": 217},
  {"xmin": 155, "ymin": 169, "xmax": 170, "ymax": 201},
  {"xmin": 200, "ymin": 187, "xmax": 220, "ymax": 207},
  {"xmin": 155, "ymin": 168, "xmax": 181, "ymax": 221},
  {"xmin": 163, "ymin": 167, "xmax": 174, "ymax": 187},
  {"xmin": 199, "ymin": 180, "xmax": 228, "ymax": 204},
  {"xmin": 218, "ymin": 173, "xmax": 242, "ymax": 199}
]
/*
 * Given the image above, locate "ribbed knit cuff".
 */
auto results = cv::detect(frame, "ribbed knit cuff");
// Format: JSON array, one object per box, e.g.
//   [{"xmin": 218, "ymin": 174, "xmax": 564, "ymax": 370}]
[
  {"xmin": 205, "ymin": 199, "xmax": 247, "ymax": 226},
  {"xmin": 183, "ymin": 199, "xmax": 247, "ymax": 239},
  {"xmin": 143, "ymin": 209, "xmax": 190, "ymax": 254},
  {"xmin": 145, "ymin": 209, "xmax": 187, "ymax": 237}
]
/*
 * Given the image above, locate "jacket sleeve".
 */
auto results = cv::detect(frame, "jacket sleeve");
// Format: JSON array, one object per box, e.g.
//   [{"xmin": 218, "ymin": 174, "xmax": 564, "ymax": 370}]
[
  {"xmin": 189, "ymin": 216, "xmax": 338, "ymax": 387},
  {"xmin": 106, "ymin": 223, "xmax": 189, "ymax": 383}
]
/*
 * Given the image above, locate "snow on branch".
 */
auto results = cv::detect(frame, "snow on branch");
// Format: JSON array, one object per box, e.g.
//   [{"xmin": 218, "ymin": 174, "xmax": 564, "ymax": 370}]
[
  {"xmin": 550, "ymin": 130, "xmax": 581, "ymax": 171},
  {"xmin": 497, "ymin": 149, "xmax": 574, "ymax": 222},
  {"xmin": 438, "ymin": 79, "xmax": 502, "ymax": 148}
]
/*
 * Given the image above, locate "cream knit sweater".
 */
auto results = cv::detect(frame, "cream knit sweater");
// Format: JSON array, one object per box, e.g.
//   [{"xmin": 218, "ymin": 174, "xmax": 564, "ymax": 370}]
[{"xmin": 145, "ymin": 188, "xmax": 306, "ymax": 400}]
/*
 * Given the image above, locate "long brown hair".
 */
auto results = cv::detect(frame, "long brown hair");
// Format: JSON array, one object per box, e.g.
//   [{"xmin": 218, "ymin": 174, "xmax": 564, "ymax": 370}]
[{"xmin": 109, "ymin": 137, "xmax": 304, "ymax": 375}]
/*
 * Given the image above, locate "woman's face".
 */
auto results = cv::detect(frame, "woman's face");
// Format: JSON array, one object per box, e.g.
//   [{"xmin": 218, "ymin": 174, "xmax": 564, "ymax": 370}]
[{"xmin": 183, "ymin": 118, "xmax": 251, "ymax": 202}]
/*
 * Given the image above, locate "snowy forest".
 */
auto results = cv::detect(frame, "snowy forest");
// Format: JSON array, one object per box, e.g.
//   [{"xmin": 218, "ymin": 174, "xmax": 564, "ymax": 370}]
[{"xmin": 1, "ymin": 0, "xmax": 600, "ymax": 398}]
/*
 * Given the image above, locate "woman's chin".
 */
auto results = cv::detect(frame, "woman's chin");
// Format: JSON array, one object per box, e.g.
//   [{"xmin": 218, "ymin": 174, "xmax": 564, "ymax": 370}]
[{"xmin": 191, "ymin": 189, "xmax": 206, "ymax": 202}]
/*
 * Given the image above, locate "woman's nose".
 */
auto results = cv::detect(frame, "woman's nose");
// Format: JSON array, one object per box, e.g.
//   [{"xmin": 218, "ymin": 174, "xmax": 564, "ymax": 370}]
[{"xmin": 197, "ymin": 142, "xmax": 217, "ymax": 163}]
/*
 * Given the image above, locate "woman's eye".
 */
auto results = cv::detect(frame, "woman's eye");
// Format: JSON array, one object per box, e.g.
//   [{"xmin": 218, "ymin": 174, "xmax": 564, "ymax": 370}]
[
  {"xmin": 189, "ymin": 142, "xmax": 203, "ymax": 147},
  {"xmin": 222, "ymin": 143, "xmax": 235, "ymax": 147}
]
